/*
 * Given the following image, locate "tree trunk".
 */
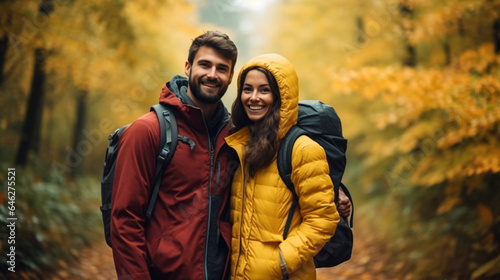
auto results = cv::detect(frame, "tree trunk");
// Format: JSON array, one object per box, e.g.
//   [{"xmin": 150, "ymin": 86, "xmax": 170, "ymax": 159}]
[
  {"xmin": 399, "ymin": 1, "xmax": 416, "ymax": 67},
  {"xmin": 494, "ymin": 17, "xmax": 500, "ymax": 54},
  {"xmin": 442, "ymin": 41, "xmax": 451, "ymax": 66},
  {"xmin": 15, "ymin": 48, "xmax": 47, "ymax": 166},
  {"xmin": 14, "ymin": 0, "xmax": 54, "ymax": 166},
  {"xmin": 0, "ymin": 33, "xmax": 8, "ymax": 86},
  {"xmin": 356, "ymin": 16, "xmax": 365, "ymax": 46},
  {"xmin": 0, "ymin": 14, "xmax": 11, "ymax": 86},
  {"xmin": 30, "ymin": 52, "xmax": 45, "ymax": 155},
  {"xmin": 70, "ymin": 90, "xmax": 88, "ymax": 178},
  {"xmin": 404, "ymin": 44, "xmax": 416, "ymax": 67},
  {"xmin": 43, "ymin": 95, "xmax": 57, "ymax": 163}
]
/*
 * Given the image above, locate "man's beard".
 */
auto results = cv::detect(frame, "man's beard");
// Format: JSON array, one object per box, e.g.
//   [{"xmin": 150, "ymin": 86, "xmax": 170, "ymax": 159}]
[{"xmin": 188, "ymin": 72, "xmax": 228, "ymax": 104}]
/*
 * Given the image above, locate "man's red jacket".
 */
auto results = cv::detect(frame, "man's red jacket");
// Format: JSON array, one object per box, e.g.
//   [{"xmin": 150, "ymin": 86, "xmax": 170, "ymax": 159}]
[{"xmin": 111, "ymin": 80, "xmax": 234, "ymax": 279}]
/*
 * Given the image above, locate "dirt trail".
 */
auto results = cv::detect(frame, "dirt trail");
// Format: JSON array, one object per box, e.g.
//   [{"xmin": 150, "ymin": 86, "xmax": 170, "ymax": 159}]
[
  {"xmin": 317, "ymin": 215, "xmax": 407, "ymax": 280},
  {"xmin": 56, "ymin": 215, "xmax": 398, "ymax": 280},
  {"xmin": 52, "ymin": 238, "xmax": 116, "ymax": 280}
]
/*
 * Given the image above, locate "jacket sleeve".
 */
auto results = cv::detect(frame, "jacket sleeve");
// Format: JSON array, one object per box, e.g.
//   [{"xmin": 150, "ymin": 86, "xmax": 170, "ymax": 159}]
[
  {"xmin": 110, "ymin": 114, "xmax": 159, "ymax": 280},
  {"xmin": 278, "ymin": 135, "xmax": 340, "ymax": 274}
]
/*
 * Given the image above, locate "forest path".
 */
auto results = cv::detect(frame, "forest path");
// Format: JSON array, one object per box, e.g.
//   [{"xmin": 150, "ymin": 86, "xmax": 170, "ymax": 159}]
[
  {"xmin": 52, "ymin": 238, "xmax": 116, "ymax": 280},
  {"xmin": 316, "ymin": 215, "xmax": 403, "ymax": 280},
  {"xmin": 55, "ymin": 215, "xmax": 401, "ymax": 280}
]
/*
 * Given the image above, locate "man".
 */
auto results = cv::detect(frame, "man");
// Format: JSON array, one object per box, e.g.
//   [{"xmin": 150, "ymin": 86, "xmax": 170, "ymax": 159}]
[{"xmin": 111, "ymin": 30, "xmax": 237, "ymax": 280}]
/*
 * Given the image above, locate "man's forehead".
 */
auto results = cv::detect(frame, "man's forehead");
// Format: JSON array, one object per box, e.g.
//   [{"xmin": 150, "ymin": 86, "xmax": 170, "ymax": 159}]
[{"xmin": 193, "ymin": 46, "xmax": 231, "ymax": 67}]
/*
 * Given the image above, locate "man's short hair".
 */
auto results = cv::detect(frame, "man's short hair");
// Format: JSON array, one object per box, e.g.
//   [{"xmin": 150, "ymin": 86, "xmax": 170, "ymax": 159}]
[{"xmin": 188, "ymin": 30, "xmax": 238, "ymax": 72}]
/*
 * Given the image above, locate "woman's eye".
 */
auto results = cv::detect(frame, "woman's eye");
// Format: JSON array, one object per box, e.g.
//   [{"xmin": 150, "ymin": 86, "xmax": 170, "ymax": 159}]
[{"xmin": 243, "ymin": 87, "xmax": 252, "ymax": 92}]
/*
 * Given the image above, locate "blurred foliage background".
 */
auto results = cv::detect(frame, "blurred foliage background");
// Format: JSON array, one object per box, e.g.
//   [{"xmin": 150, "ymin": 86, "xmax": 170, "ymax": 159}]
[{"xmin": 0, "ymin": 0, "xmax": 499, "ymax": 279}]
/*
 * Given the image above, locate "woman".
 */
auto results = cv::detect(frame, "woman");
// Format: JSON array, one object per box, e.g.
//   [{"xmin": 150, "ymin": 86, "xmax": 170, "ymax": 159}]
[{"xmin": 225, "ymin": 53, "xmax": 340, "ymax": 280}]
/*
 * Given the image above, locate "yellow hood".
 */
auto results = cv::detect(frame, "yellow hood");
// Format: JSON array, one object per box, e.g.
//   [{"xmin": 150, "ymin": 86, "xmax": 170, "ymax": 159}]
[{"xmin": 237, "ymin": 53, "xmax": 299, "ymax": 139}]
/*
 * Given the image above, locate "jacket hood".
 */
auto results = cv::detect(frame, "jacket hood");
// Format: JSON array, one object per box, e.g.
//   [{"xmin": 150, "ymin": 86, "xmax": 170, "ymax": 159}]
[
  {"xmin": 159, "ymin": 75, "xmax": 189, "ymax": 108},
  {"xmin": 237, "ymin": 53, "xmax": 299, "ymax": 140},
  {"xmin": 160, "ymin": 75, "xmax": 229, "ymax": 136}
]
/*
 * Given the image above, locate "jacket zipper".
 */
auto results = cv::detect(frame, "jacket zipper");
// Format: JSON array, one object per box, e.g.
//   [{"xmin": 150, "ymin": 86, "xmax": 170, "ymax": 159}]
[
  {"xmin": 233, "ymin": 168, "xmax": 246, "ymax": 279},
  {"xmin": 216, "ymin": 160, "xmax": 221, "ymax": 246},
  {"xmin": 204, "ymin": 119, "xmax": 226, "ymax": 280},
  {"xmin": 204, "ymin": 143, "xmax": 214, "ymax": 280}
]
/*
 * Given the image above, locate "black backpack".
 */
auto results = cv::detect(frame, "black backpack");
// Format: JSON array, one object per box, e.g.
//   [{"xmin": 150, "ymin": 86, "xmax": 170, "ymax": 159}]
[
  {"xmin": 100, "ymin": 104, "xmax": 178, "ymax": 247},
  {"xmin": 277, "ymin": 100, "xmax": 353, "ymax": 268}
]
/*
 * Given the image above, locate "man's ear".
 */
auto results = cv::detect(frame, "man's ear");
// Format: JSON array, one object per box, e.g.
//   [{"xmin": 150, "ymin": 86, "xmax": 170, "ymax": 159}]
[
  {"xmin": 228, "ymin": 71, "xmax": 234, "ymax": 85},
  {"xmin": 184, "ymin": 61, "xmax": 191, "ymax": 77}
]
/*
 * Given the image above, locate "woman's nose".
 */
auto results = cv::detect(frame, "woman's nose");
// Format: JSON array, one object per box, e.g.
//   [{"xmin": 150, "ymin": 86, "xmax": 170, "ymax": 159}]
[{"xmin": 249, "ymin": 91, "xmax": 260, "ymax": 101}]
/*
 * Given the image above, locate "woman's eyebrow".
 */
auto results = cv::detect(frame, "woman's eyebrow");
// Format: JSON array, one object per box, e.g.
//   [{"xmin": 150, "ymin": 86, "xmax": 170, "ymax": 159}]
[{"xmin": 243, "ymin": 83, "xmax": 270, "ymax": 87}]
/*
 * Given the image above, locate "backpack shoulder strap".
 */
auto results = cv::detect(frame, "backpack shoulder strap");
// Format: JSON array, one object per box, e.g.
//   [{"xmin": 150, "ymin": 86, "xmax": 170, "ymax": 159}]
[
  {"xmin": 277, "ymin": 125, "xmax": 309, "ymax": 239},
  {"xmin": 277, "ymin": 126, "xmax": 307, "ymax": 190},
  {"xmin": 102, "ymin": 125, "xmax": 128, "ymax": 183},
  {"xmin": 145, "ymin": 104, "xmax": 178, "ymax": 219}
]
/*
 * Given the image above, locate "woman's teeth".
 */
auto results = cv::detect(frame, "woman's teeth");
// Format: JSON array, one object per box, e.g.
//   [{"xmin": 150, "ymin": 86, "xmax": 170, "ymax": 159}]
[{"xmin": 249, "ymin": 106, "xmax": 264, "ymax": 110}]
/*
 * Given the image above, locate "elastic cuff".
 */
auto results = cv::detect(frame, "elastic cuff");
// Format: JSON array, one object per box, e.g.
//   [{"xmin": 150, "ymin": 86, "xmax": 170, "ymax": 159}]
[{"xmin": 279, "ymin": 248, "xmax": 289, "ymax": 277}]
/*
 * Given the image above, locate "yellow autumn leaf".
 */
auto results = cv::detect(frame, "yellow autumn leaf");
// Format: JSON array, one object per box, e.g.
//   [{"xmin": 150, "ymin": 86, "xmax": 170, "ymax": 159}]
[
  {"xmin": 483, "ymin": 232, "xmax": 495, "ymax": 245},
  {"xmin": 437, "ymin": 196, "xmax": 462, "ymax": 215},
  {"xmin": 476, "ymin": 204, "xmax": 494, "ymax": 225}
]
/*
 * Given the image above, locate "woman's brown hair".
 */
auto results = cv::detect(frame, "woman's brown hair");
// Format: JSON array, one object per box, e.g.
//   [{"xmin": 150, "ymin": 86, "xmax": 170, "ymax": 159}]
[{"xmin": 230, "ymin": 67, "xmax": 282, "ymax": 177}]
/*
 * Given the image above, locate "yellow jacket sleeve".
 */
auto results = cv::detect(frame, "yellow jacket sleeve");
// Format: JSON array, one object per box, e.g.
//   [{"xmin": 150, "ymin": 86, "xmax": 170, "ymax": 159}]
[{"xmin": 279, "ymin": 135, "xmax": 340, "ymax": 274}]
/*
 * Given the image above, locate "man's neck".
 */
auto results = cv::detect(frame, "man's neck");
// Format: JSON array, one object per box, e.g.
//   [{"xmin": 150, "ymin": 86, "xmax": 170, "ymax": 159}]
[
  {"xmin": 187, "ymin": 90, "xmax": 217, "ymax": 120},
  {"xmin": 198, "ymin": 102, "xmax": 217, "ymax": 120}
]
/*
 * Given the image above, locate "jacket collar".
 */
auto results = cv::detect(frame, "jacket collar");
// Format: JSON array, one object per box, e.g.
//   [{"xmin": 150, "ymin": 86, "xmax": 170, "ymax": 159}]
[{"xmin": 160, "ymin": 75, "xmax": 230, "ymax": 138}]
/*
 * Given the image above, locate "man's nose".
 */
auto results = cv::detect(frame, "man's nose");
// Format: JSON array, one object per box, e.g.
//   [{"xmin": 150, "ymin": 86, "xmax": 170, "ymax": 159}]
[{"xmin": 207, "ymin": 67, "xmax": 217, "ymax": 79}]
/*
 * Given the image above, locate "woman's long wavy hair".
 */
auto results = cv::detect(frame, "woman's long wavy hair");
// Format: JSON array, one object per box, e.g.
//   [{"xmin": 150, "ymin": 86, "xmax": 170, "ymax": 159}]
[{"xmin": 230, "ymin": 66, "xmax": 282, "ymax": 178}]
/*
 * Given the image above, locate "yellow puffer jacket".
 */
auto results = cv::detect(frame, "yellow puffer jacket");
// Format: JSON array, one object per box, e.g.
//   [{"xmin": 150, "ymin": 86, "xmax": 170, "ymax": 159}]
[{"xmin": 225, "ymin": 54, "xmax": 339, "ymax": 280}]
